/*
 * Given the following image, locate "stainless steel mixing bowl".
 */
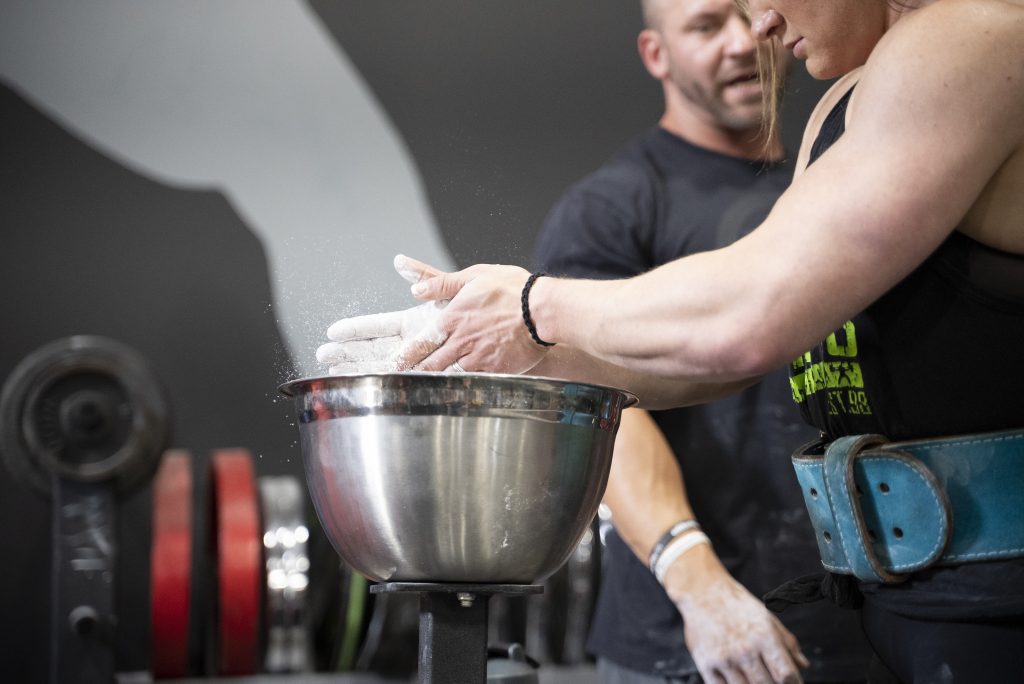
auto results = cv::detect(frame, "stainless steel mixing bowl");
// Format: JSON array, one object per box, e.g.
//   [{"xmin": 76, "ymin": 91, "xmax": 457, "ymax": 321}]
[{"xmin": 280, "ymin": 373, "xmax": 635, "ymax": 584}]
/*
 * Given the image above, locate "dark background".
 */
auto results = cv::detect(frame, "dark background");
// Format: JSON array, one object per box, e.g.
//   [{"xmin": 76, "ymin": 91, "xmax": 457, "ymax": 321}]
[
  {"xmin": 311, "ymin": 0, "xmax": 822, "ymax": 267},
  {"xmin": 0, "ymin": 1, "xmax": 828, "ymax": 680}
]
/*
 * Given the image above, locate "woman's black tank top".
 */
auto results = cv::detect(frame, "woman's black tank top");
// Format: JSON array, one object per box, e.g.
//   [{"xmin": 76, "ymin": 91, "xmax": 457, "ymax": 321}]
[{"xmin": 791, "ymin": 87, "xmax": 1024, "ymax": 440}]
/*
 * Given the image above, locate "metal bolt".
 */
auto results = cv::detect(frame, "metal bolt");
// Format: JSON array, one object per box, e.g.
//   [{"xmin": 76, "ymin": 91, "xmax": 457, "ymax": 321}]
[
  {"xmin": 456, "ymin": 592, "xmax": 474, "ymax": 607},
  {"xmin": 68, "ymin": 605, "xmax": 99, "ymax": 636}
]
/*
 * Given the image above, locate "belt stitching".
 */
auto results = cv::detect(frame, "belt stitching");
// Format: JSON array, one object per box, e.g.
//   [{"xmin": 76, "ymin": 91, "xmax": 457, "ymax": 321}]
[
  {"xmin": 822, "ymin": 549, "xmax": 1024, "ymax": 571},
  {"xmin": 908, "ymin": 434, "xmax": 1023, "ymax": 452},
  {"xmin": 946, "ymin": 548, "xmax": 1024, "ymax": 561}
]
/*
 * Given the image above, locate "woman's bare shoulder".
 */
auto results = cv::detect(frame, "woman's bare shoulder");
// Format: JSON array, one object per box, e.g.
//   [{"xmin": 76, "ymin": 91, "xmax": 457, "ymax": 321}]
[
  {"xmin": 928, "ymin": 0, "xmax": 1024, "ymax": 20},
  {"xmin": 855, "ymin": 0, "xmax": 1024, "ymax": 120},
  {"xmin": 882, "ymin": 0, "xmax": 1024, "ymax": 53}
]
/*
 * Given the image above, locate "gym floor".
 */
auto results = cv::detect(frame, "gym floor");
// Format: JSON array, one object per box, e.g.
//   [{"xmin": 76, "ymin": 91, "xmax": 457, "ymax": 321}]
[{"xmin": 176, "ymin": 667, "xmax": 597, "ymax": 683}]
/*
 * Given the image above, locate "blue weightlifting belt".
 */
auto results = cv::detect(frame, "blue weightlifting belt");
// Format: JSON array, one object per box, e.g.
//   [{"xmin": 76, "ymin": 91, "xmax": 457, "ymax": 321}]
[{"xmin": 792, "ymin": 429, "xmax": 1024, "ymax": 583}]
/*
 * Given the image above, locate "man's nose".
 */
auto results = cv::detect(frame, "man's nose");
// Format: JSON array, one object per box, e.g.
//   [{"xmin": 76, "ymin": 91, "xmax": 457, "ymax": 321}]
[{"xmin": 724, "ymin": 15, "xmax": 757, "ymax": 56}]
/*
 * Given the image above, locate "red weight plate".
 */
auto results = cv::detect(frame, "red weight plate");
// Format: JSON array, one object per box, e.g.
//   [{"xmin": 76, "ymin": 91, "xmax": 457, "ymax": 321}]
[
  {"xmin": 212, "ymin": 448, "xmax": 262, "ymax": 675},
  {"xmin": 150, "ymin": 450, "xmax": 193, "ymax": 679}
]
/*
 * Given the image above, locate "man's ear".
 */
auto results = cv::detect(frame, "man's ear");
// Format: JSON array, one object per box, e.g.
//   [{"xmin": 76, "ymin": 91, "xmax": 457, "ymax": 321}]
[{"xmin": 638, "ymin": 29, "xmax": 668, "ymax": 80}]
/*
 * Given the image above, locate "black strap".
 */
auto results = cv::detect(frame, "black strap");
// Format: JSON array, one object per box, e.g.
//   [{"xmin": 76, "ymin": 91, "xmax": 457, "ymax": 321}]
[
  {"xmin": 763, "ymin": 572, "xmax": 864, "ymax": 613},
  {"xmin": 808, "ymin": 85, "xmax": 855, "ymax": 166},
  {"xmin": 521, "ymin": 273, "xmax": 556, "ymax": 347}
]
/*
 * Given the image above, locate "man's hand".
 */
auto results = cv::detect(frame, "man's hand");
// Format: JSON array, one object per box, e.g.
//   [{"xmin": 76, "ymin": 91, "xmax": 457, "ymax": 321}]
[{"xmin": 665, "ymin": 544, "xmax": 809, "ymax": 684}]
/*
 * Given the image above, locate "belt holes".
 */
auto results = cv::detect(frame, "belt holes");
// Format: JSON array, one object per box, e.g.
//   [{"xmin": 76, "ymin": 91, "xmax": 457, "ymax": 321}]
[
  {"xmin": 867, "ymin": 529, "xmax": 877, "ymax": 542},
  {"xmin": 809, "ymin": 487, "xmax": 818, "ymax": 499},
  {"xmin": 823, "ymin": 531, "xmax": 832, "ymax": 543},
  {"xmin": 893, "ymin": 527, "xmax": 904, "ymax": 539},
  {"xmin": 855, "ymin": 483, "xmax": 863, "ymax": 496},
  {"xmin": 879, "ymin": 482, "xmax": 890, "ymax": 494}
]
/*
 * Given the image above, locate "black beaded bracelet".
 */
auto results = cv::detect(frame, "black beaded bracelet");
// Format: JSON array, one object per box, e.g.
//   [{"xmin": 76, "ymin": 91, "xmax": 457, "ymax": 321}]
[
  {"xmin": 648, "ymin": 519, "xmax": 701, "ymax": 571},
  {"xmin": 521, "ymin": 272, "xmax": 556, "ymax": 348}
]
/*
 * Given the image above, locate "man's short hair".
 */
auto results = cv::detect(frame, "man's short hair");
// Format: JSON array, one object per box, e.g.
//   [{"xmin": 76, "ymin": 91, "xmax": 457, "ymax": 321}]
[{"xmin": 641, "ymin": 0, "xmax": 665, "ymax": 29}]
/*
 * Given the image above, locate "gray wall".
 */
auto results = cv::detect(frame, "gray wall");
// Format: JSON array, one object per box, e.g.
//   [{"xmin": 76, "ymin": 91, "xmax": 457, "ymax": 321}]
[
  {"xmin": 0, "ymin": 1, "xmax": 828, "ymax": 678},
  {"xmin": 0, "ymin": 0, "xmax": 455, "ymax": 374}
]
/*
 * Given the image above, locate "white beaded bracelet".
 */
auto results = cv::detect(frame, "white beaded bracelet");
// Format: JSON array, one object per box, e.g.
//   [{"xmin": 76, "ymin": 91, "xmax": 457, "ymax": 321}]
[{"xmin": 653, "ymin": 530, "xmax": 711, "ymax": 585}]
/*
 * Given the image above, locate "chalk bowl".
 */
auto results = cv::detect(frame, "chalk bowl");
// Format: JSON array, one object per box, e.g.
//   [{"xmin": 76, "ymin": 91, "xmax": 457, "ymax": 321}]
[{"xmin": 280, "ymin": 372, "xmax": 634, "ymax": 584}]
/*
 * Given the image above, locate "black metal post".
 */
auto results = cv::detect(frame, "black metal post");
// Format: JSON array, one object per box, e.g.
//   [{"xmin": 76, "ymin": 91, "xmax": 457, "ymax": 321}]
[
  {"xmin": 419, "ymin": 591, "xmax": 488, "ymax": 683},
  {"xmin": 52, "ymin": 477, "xmax": 117, "ymax": 684},
  {"xmin": 370, "ymin": 582, "xmax": 543, "ymax": 684}
]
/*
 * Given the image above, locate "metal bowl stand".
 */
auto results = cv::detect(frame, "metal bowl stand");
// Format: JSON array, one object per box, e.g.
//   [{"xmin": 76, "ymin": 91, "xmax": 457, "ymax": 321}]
[{"xmin": 371, "ymin": 582, "xmax": 542, "ymax": 683}]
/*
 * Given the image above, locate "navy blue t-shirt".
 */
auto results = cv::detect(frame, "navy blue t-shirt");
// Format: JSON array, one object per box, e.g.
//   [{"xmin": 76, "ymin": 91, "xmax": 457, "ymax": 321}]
[{"xmin": 534, "ymin": 127, "xmax": 871, "ymax": 679}]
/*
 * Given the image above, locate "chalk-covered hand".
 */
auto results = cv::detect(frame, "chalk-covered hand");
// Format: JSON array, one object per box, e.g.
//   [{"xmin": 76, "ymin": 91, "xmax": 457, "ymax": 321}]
[
  {"xmin": 316, "ymin": 255, "xmax": 450, "ymax": 374},
  {"xmin": 316, "ymin": 301, "xmax": 448, "ymax": 374},
  {"xmin": 665, "ymin": 546, "xmax": 809, "ymax": 684},
  {"xmin": 392, "ymin": 255, "xmax": 552, "ymax": 374}
]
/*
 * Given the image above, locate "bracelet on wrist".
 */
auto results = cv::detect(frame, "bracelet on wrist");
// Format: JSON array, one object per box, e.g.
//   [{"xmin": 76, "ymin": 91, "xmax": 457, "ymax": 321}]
[
  {"xmin": 648, "ymin": 519, "xmax": 701, "ymax": 570},
  {"xmin": 521, "ymin": 272, "xmax": 556, "ymax": 348},
  {"xmin": 653, "ymin": 530, "xmax": 711, "ymax": 585}
]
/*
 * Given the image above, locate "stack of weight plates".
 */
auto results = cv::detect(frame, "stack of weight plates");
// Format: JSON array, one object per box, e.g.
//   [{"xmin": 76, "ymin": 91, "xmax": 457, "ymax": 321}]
[{"xmin": 260, "ymin": 475, "xmax": 313, "ymax": 673}]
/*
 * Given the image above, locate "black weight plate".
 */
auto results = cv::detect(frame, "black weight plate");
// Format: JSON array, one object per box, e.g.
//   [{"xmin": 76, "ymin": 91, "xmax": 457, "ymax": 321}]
[{"xmin": 0, "ymin": 335, "xmax": 170, "ymax": 495}]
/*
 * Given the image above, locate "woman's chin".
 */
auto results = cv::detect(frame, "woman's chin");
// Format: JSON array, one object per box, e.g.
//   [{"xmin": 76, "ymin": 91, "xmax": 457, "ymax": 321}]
[{"xmin": 806, "ymin": 57, "xmax": 845, "ymax": 81}]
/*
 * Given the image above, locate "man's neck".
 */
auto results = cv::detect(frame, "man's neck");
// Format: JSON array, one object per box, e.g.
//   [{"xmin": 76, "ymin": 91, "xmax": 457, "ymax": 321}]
[{"xmin": 659, "ymin": 108, "xmax": 782, "ymax": 162}]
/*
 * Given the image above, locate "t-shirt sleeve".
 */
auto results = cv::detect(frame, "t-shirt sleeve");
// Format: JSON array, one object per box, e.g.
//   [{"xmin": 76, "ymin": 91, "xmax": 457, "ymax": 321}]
[{"xmin": 532, "ymin": 163, "xmax": 655, "ymax": 281}]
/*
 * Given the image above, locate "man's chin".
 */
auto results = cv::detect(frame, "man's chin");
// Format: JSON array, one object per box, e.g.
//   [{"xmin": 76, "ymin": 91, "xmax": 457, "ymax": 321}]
[{"xmin": 717, "ymin": 106, "xmax": 764, "ymax": 132}]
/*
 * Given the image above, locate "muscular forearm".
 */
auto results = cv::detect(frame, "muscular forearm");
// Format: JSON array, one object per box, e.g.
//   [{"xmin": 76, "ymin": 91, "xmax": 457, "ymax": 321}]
[
  {"xmin": 606, "ymin": 408, "xmax": 734, "ymax": 600},
  {"xmin": 527, "ymin": 249, "xmax": 798, "ymax": 383},
  {"xmin": 530, "ymin": 346, "xmax": 756, "ymax": 409},
  {"xmin": 605, "ymin": 408, "xmax": 695, "ymax": 556}
]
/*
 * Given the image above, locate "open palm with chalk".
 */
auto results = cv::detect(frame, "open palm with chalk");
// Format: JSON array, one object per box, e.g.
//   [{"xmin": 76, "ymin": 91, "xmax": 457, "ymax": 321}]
[
  {"xmin": 318, "ymin": 254, "xmax": 545, "ymax": 376},
  {"xmin": 316, "ymin": 256, "xmax": 449, "ymax": 374}
]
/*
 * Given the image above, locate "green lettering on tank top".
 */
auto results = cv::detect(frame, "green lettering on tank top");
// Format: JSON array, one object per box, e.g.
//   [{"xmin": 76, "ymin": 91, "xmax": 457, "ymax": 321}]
[
  {"xmin": 825, "ymin": 321, "xmax": 858, "ymax": 358},
  {"xmin": 791, "ymin": 355, "xmax": 807, "ymax": 402},
  {"xmin": 791, "ymin": 320, "xmax": 873, "ymax": 416}
]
